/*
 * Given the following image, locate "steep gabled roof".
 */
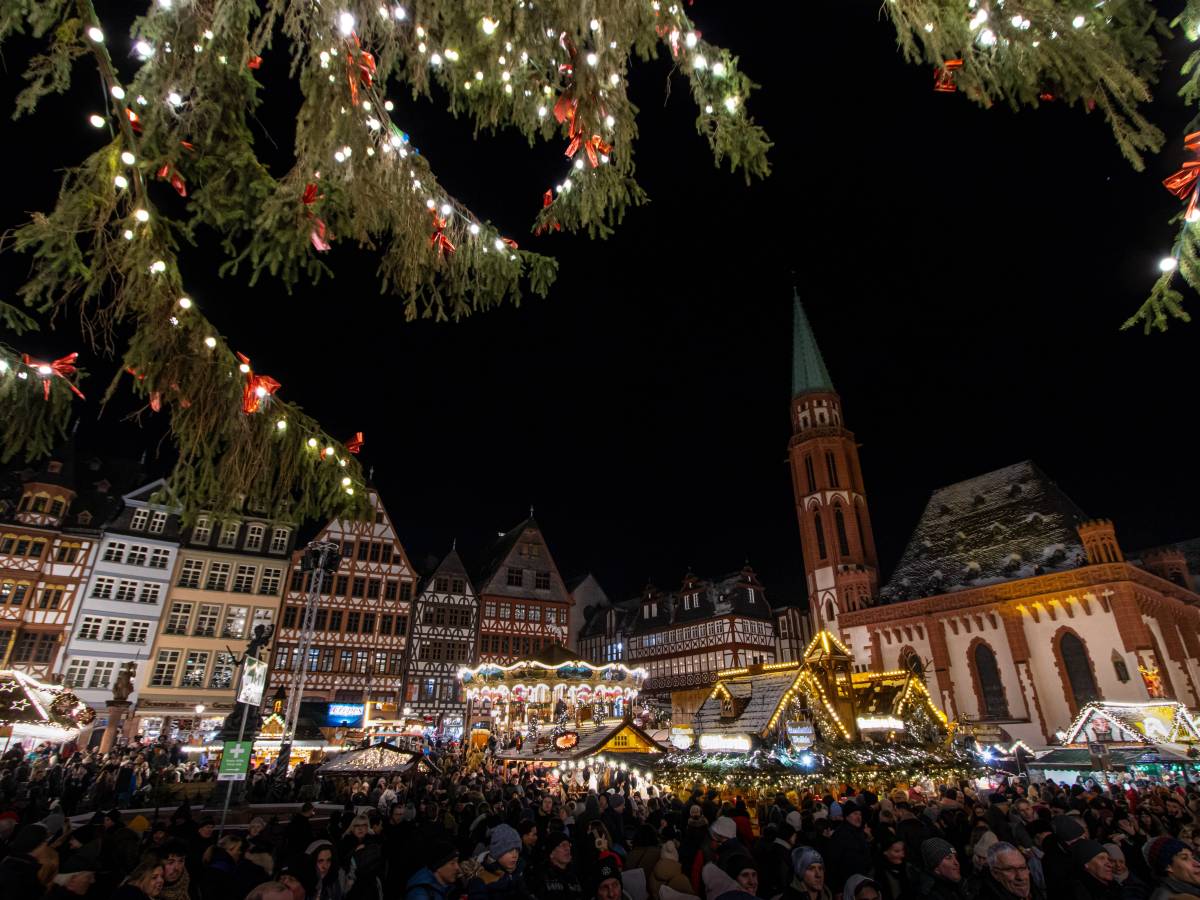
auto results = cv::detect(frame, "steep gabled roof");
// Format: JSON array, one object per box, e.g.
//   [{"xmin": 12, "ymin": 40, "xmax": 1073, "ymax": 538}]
[
  {"xmin": 792, "ymin": 292, "xmax": 835, "ymax": 397},
  {"xmin": 418, "ymin": 547, "xmax": 475, "ymax": 595},
  {"xmin": 881, "ymin": 460, "xmax": 1089, "ymax": 603},
  {"xmin": 630, "ymin": 570, "xmax": 773, "ymax": 635},
  {"xmin": 475, "ymin": 516, "xmax": 571, "ymax": 603}
]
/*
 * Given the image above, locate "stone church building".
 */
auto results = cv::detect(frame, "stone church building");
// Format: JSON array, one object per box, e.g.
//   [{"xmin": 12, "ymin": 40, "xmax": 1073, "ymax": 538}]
[{"xmin": 788, "ymin": 295, "xmax": 1200, "ymax": 746}]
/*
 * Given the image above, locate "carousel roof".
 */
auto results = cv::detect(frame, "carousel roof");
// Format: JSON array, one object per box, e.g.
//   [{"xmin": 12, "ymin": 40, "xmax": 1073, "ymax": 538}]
[
  {"xmin": 316, "ymin": 743, "xmax": 425, "ymax": 775},
  {"xmin": 459, "ymin": 649, "xmax": 645, "ymax": 687},
  {"xmin": 0, "ymin": 670, "xmax": 94, "ymax": 732}
]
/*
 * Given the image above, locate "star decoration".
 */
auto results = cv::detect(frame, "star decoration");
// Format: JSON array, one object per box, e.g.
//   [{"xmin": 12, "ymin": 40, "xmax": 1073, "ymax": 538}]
[
  {"xmin": 0, "ymin": 680, "xmax": 19, "ymax": 693},
  {"xmin": 8, "ymin": 698, "xmax": 30, "ymax": 711}
]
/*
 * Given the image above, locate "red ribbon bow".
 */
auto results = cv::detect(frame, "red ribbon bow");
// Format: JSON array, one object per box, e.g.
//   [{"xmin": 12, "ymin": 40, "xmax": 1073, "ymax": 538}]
[
  {"xmin": 566, "ymin": 133, "xmax": 611, "ymax": 168},
  {"xmin": 23, "ymin": 353, "xmax": 85, "ymax": 401},
  {"xmin": 302, "ymin": 182, "xmax": 331, "ymax": 251},
  {"xmin": 156, "ymin": 164, "xmax": 188, "ymax": 197},
  {"xmin": 247, "ymin": 55, "xmax": 263, "ymax": 70},
  {"xmin": 346, "ymin": 37, "xmax": 376, "ymax": 106},
  {"xmin": 345, "ymin": 432, "xmax": 364, "ymax": 454},
  {"xmin": 235, "ymin": 352, "xmax": 281, "ymax": 414},
  {"xmin": 430, "ymin": 214, "xmax": 455, "ymax": 256},
  {"xmin": 933, "ymin": 59, "xmax": 963, "ymax": 93},
  {"xmin": 1163, "ymin": 131, "xmax": 1200, "ymax": 222}
]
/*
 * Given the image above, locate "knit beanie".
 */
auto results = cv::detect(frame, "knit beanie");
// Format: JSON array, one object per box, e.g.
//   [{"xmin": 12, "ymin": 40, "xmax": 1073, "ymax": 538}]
[
  {"xmin": 921, "ymin": 837, "xmax": 955, "ymax": 872},
  {"xmin": 1050, "ymin": 815, "xmax": 1085, "ymax": 843},
  {"xmin": 792, "ymin": 845, "xmax": 823, "ymax": 877},
  {"xmin": 489, "ymin": 823, "xmax": 522, "ymax": 859},
  {"xmin": 1144, "ymin": 836, "xmax": 1189, "ymax": 877},
  {"xmin": 829, "ymin": 802, "xmax": 843, "ymax": 820},
  {"xmin": 429, "ymin": 839, "xmax": 459, "ymax": 870},
  {"xmin": 721, "ymin": 853, "xmax": 758, "ymax": 881},
  {"xmin": 710, "ymin": 817, "xmax": 737, "ymax": 840},
  {"xmin": 1071, "ymin": 840, "xmax": 1107, "ymax": 868}
]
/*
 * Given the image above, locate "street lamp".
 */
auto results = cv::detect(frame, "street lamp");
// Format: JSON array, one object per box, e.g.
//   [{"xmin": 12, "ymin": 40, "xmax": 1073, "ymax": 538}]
[{"xmin": 194, "ymin": 704, "xmax": 206, "ymax": 715}]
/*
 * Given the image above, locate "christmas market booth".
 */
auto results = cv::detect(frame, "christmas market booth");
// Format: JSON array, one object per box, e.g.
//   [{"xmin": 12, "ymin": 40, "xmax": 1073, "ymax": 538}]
[
  {"xmin": 656, "ymin": 631, "xmax": 977, "ymax": 796},
  {"xmin": 316, "ymin": 742, "xmax": 440, "ymax": 780},
  {"xmin": 1027, "ymin": 701, "xmax": 1200, "ymax": 784},
  {"xmin": 0, "ymin": 669, "xmax": 95, "ymax": 748}
]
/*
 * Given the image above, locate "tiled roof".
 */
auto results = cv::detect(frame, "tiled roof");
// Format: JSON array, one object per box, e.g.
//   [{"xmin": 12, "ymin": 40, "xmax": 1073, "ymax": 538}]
[
  {"xmin": 880, "ymin": 460, "xmax": 1089, "ymax": 603},
  {"xmin": 692, "ymin": 670, "xmax": 798, "ymax": 737}
]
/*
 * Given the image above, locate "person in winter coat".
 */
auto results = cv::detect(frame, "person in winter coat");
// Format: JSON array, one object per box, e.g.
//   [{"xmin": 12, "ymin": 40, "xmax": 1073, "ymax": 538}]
[
  {"xmin": 779, "ymin": 846, "xmax": 831, "ymax": 900},
  {"xmin": 467, "ymin": 824, "xmax": 533, "ymax": 900},
  {"xmin": 1041, "ymin": 817, "xmax": 1087, "ymax": 898},
  {"xmin": 154, "ymin": 841, "xmax": 192, "ymax": 900},
  {"xmin": 626, "ymin": 825, "xmax": 662, "ymax": 882},
  {"xmin": 717, "ymin": 852, "xmax": 761, "ymax": 898},
  {"xmin": 528, "ymin": 832, "xmax": 584, "ymax": 900},
  {"xmin": 691, "ymin": 818, "xmax": 744, "ymax": 895},
  {"xmin": 972, "ymin": 841, "xmax": 1042, "ymax": 900},
  {"xmin": 0, "ymin": 822, "xmax": 49, "ymax": 896},
  {"xmin": 826, "ymin": 804, "xmax": 872, "ymax": 893},
  {"xmin": 731, "ymin": 803, "xmax": 755, "ymax": 850},
  {"xmin": 915, "ymin": 838, "xmax": 968, "ymax": 900},
  {"xmin": 873, "ymin": 832, "xmax": 914, "ymax": 900},
  {"xmin": 200, "ymin": 834, "xmax": 247, "ymax": 900},
  {"xmin": 755, "ymin": 822, "xmax": 795, "ymax": 900},
  {"xmin": 1145, "ymin": 836, "xmax": 1200, "ymax": 900},
  {"xmin": 112, "ymin": 859, "xmax": 166, "ymax": 900},
  {"xmin": 1103, "ymin": 843, "xmax": 1148, "ymax": 900},
  {"xmin": 654, "ymin": 840, "xmax": 699, "ymax": 899},
  {"xmin": 405, "ymin": 839, "xmax": 463, "ymax": 900},
  {"xmin": 701, "ymin": 857, "xmax": 756, "ymax": 900},
  {"xmin": 308, "ymin": 839, "xmax": 349, "ymax": 900},
  {"xmin": 102, "ymin": 809, "xmax": 143, "ymax": 880},
  {"xmin": 1066, "ymin": 841, "xmax": 1122, "ymax": 900},
  {"xmin": 841, "ymin": 875, "xmax": 881, "ymax": 900}
]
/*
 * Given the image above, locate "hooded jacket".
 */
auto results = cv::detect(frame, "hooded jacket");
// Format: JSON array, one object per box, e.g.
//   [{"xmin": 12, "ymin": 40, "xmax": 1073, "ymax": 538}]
[{"xmin": 406, "ymin": 866, "xmax": 454, "ymax": 900}]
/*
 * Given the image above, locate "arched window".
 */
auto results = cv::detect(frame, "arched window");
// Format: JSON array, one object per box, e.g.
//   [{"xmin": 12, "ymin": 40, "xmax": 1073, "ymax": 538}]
[
  {"xmin": 813, "ymin": 512, "xmax": 828, "ymax": 560},
  {"xmin": 834, "ymin": 507, "xmax": 851, "ymax": 556},
  {"xmin": 973, "ymin": 642, "xmax": 1010, "ymax": 719},
  {"xmin": 804, "ymin": 456, "xmax": 816, "ymax": 493},
  {"xmin": 825, "ymin": 452, "xmax": 840, "ymax": 488},
  {"xmin": 1060, "ymin": 632, "xmax": 1100, "ymax": 709},
  {"xmin": 824, "ymin": 600, "xmax": 836, "ymax": 622},
  {"xmin": 855, "ymin": 504, "xmax": 869, "ymax": 558}
]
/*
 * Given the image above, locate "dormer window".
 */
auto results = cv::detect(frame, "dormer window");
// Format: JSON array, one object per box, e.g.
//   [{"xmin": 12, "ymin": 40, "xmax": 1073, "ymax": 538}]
[{"xmin": 32, "ymin": 496, "xmax": 47, "ymax": 513}]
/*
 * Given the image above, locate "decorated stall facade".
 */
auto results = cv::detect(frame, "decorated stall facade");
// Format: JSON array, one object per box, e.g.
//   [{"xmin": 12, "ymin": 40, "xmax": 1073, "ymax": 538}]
[
  {"xmin": 0, "ymin": 669, "xmax": 95, "ymax": 747},
  {"xmin": 659, "ymin": 631, "xmax": 974, "ymax": 792}
]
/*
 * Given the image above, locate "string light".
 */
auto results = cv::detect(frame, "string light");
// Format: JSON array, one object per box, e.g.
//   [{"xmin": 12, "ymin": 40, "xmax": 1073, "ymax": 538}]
[
  {"xmin": 86, "ymin": 26, "xmax": 104, "ymax": 43},
  {"xmin": 121, "ymin": 151, "xmax": 137, "ymax": 165},
  {"xmin": 1160, "ymin": 257, "xmax": 1179, "ymax": 272},
  {"xmin": 338, "ymin": 12, "xmax": 356, "ymax": 36},
  {"xmin": 178, "ymin": 296, "xmax": 192, "ymax": 309},
  {"xmin": 134, "ymin": 208, "xmax": 150, "ymax": 222},
  {"xmin": 89, "ymin": 115, "xmax": 105, "ymax": 128},
  {"xmin": 204, "ymin": 336, "xmax": 217, "ymax": 348},
  {"xmin": 134, "ymin": 40, "xmax": 153, "ymax": 59},
  {"xmin": 481, "ymin": 17, "xmax": 498, "ymax": 36}
]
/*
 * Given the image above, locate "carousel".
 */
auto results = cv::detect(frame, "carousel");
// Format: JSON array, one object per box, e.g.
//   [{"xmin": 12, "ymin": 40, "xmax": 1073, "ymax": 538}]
[{"xmin": 458, "ymin": 644, "xmax": 665, "ymax": 774}]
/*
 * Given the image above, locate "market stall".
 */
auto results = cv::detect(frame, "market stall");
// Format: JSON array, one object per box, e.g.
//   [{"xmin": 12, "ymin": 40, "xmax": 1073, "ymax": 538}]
[
  {"xmin": 316, "ymin": 742, "xmax": 439, "ymax": 778},
  {"xmin": 0, "ymin": 669, "xmax": 94, "ymax": 748}
]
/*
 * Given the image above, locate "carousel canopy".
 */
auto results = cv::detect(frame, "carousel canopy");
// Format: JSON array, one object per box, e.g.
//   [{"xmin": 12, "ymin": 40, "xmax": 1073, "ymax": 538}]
[
  {"xmin": 458, "ymin": 644, "xmax": 646, "ymax": 693},
  {"xmin": 316, "ymin": 743, "xmax": 431, "ymax": 776},
  {"xmin": 0, "ymin": 670, "xmax": 94, "ymax": 734}
]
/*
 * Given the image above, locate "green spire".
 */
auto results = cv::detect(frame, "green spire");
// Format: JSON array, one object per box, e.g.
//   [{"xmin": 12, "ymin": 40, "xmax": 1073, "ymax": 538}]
[{"xmin": 792, "ymin": 290, "xmax": 835, "ymax": 396}]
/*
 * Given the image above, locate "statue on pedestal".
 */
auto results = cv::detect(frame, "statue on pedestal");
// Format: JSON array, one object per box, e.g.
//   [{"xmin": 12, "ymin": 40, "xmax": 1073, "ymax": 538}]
[{"xmin": 111, "ymin": 662, "xmax": 136, "ymax": 703}]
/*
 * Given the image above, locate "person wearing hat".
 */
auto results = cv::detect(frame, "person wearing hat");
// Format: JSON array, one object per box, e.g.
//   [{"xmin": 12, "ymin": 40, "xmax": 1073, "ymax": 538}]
[
  {"xmin": 841, "ymin": 874, "xmax": 881, "ymax": 900},
  {"xmin": 1041, "ymin": 814, "xmax": 1087, "ymax": 896},
  {"xmin": 652, "ymin": 840, "xmax": 697, "ymax": 900},
  {"xmin": 719, "ymin": 851, "xmax": 760, "ymax": 897},
  {"xmin": 306, "ymin": 839, "xmax": 347, "ymax": 900},
  {"xmin": 467, "ymin": 823, "xmax": 530, "ymax": 900},
  {"xmin": 406, "ymin": 839, "xmax": 463, "ymax": 900},
  {"xmin": 828, "ymin": 801, "xmax": 872, "ymax": 893},
  {"xmin": 1145, "ymin": 835, "xmax": 1200, "ymax": 900},
  {"xmin": 1068, "ymin": 840, "xmax": 1120, "ymax": 900},
  {"xmin": 529, "ymin": 830, "xmax": 584, "ymax": 900},
  {"xmin": 918, "ymin": 837, "xmax": 967, "ymax": 900},
  {"xmin": 593, "ymin": 859, "xmax": 627, "ymax": 900},
  {"xmin": 0, "ymin": 822, "xmax": 49, "ymax": 895},
  {"xmin": 277, "ymin": 860, "xmax": 311, "ymax": 900},
  {"xmin": 781, "ymin": 846, "xmax": 830, "ymax": 900},
  {"xmin": 690, "ymin": 817, "xmax": 743, "ymax": 895}
]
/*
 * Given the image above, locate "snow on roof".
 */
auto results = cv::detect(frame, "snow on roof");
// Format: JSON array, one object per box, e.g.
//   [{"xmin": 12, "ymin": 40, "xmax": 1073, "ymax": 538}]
[
  {"xmin": 692, "ymin": 670, "xmax": 800, "ymax": 738},
  {"xmin": 881, "ymin": 460, "xmax": 1089, "ymax": 603}
]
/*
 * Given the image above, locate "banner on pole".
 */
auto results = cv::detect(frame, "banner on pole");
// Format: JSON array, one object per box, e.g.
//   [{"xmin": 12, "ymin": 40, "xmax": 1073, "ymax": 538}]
[
  {"xmin": 217, "ymin": 740, "xmax": 253, "ymax": 781},
  {"xmin": 238, "ymin": 657, "xmax": 268, "ymax": 707}
]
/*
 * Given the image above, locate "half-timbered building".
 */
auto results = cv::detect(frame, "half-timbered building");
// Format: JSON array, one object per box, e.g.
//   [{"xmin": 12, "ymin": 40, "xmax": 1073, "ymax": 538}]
[
  {"xmin": 269, "ymin": 490, "xmax": 416, "ymax": 725},
  {"xmin": 0, "ymin": 448, "xmax": 119, "ymax": 678},
  {"xmin": 475, "ymin": 517, "xmax": 572, "ymax": 663},
  {"xmin": 401, "ymin": 548, "xmax": 476, "ymax": 736},
  {"xmin": 62, "ymin": 479, "xmax": 181, "ymax": 716}
]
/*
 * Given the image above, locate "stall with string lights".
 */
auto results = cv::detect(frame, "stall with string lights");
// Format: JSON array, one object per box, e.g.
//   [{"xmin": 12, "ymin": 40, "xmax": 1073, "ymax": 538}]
[
  {"xmin": 656, "ymin": 631, "xmax": 977, "ymax": 795},
  {"xmin": 0, "ymin": 670, "xmax": 95, "ymax": 749}
]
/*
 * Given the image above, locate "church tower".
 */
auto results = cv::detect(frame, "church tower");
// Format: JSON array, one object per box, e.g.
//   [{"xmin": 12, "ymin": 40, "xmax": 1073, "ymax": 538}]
[{"xmin": 787, "ymin": 292, "xmax": 879, "ymax": 635}]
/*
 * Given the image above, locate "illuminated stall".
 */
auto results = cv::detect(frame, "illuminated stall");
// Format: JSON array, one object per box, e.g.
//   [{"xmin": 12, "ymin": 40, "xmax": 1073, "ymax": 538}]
[{"xmin": 0, "ymin": 670, "xmax": 95, "ymax": 748}]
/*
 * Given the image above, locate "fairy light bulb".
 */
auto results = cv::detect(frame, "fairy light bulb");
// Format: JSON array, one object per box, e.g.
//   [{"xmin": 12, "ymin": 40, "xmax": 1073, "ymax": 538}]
[
  {"xmin": 393, "ymin": 5, "xmax": 406, "ymax": 20},
  {"xmin": 307, "ymin": 437, "xmax": 318, "ymax": 448},
  {"xmin": 586, "ymin": 52, "xmax": 598, "ymax": 67},
  {"xmin": 1160, "ymin": 256, "xmax": 1179, "ymax": 272},
  {"xmin": 89, "ymin": 114, "xmax": 105, "ymax": 128},
  {"xmin": 712, "ymin": 61, "xmax": 726, "ymax": 77},
  {"xmin": 254, "ymin": 384, "xmax": 268, "ymax": 398},
  {"xmin": 685, "ymin": 32, "xmax": 697, "ymax": 48},
  {"xmin": 338, "ymin": 457, "xmax": 348, "ymax": 467},
  {"xmin": 150, "ymin": 260, "xmax": 167, "ymax": 273},
  {"xmin": 1187, "ymin": 209, "xmax": 1200, "ymax": 224},
  {"xmin": 605, "ymin": 114, "xmax": 615, "ymax": 128},
  {"xmin": 239, "ymin": 362, "xmax": 251, "ymax": 373},
  {"xmin": 123, "ymin": 229, "xmax": 134, "ymax": 240},
  {"xmin": 134, "ymin": 208, "xmax": 150, "ymax": 222},
  {"xmin": 178, "ymin": 296, "xmax": 192, "ymax": 309},
  {"xmin": 723, "ymin": 95, "xmax": 739, "ymax": 112},
  {"xmin": 276, "ymin": 419, "xmax": 287, "ymax": 430},
  {"xmin": 135, "ymin": 40, "xmax": 153, "ymax": 59},
  {"xmin": 121, "ymin": 151, "xmax": 137, "ymax": 165},
  {"xmin": 87, "ymin": 26, "xmax": 104, "ymax": 43},
  {"xmin": 338, "ymin": 11, "xmax": 356, "ymax": 36},
  {"xmin": 204, "ymin": 336, "xmax": 217, "ymax": 348},
  {"xmin": 609, "ymin": 73, "xmax": 619, "ymax": 86},
  {"xmin": 1072, "ymin": 14, "xmax": 1085, "ymax": 28},
  {"xmin": 440, "ymin": 203, "xmax": 452, "ymax": 215},
  {"xmin": 342, "ymin": 476, "xmax": 352, "ymax": 486},
  {"xmin": 693, "ymin": 54, "xmax": 707, "ymax": 69},
  {"xmin": 167, "ymin": 91, "xmax": 183, "ymax": 107},
  {"xmin": 324, "ymin": 446, "xmax": 335, "ymax": 457},
  {"xmin": 481, "ymin": 16, "xmax": 498, "ymax": 35}
]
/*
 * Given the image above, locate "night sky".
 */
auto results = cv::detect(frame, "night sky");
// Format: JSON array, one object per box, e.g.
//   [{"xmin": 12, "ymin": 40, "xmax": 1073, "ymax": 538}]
[{"xmin": 3, "ymin": 2, "xmax": 1198, "ymax": 608}]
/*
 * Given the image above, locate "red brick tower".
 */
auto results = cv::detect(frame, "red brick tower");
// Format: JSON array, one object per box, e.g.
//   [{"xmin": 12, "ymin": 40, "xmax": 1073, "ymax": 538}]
[{"xmin": 786, "ymin": 292, "xmax": 879, "ymax": 635}]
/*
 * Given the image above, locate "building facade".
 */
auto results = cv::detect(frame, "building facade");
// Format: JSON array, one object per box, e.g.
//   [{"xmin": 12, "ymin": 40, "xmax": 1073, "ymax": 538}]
[
  {"xmin": 789, "ymin": 297, "xmax": 1200, "ymax": 746},
  {"xmin": 268, "ymin": 490, "xmax": 417, "ymax": 725},
  {"xmin": 475, "ymin": 517, "xmax": 571, "ymax": 663},
  {"xmin": 134, "ymin": 506, "xmax": 294, "ymax": 740},
  {"xmin": 61, "ymin": 479, "xmax": 180, "ymax": 716},
  {"xmin": 401, "ymin": 548, "xmax": 476, "ymax": 735}
]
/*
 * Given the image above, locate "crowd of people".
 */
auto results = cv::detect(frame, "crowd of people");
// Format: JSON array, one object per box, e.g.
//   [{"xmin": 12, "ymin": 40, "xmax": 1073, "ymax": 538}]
[{"xmin": 2, "ymin": 738, "xmax": 1200, "ymax": 900}]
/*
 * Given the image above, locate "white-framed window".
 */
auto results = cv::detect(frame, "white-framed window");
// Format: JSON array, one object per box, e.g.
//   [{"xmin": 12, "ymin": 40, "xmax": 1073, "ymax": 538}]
[
  {"xmin": 102, "ymin": 619, "xmax": 127, "ymax": 642},
  {"xmin": 90, "ymin": 661, "xmax": 115, "ymax": 689},
  {"xmin": 165, "ymin": 602, "xmax": 193, "ymax": 635},
  {"xmin": 205, "ymin": 562, "xmax": 231, "ymax": 591},
  {"xmin": 222, "ymin": 606, "xmax": 248, "ymax": 639},
  {"xmin": 126, "ymin": 621, "xmax": 149, "ymax": 643},
  {"xmin": 138, "ymin": 583, "xmax": 161, "ymax": 604},
  {"xmin": 180, "ymin": 650, "xmax": 209, "ymax": 687},
  {"xmin": 252, "ymin": 606, "xmax": 274, "ymax": 633},
  {"xmin": 244, "ymin": 524, "xmax": 265, "ymax": 552},
  {"xmin": 192, "ymin": 516, "xmax": 211, "ymax": 544},
  {"xmin": 232, "ymin": 565, "xmax": 257, "ymax": 594},
  {"xmin": 150, "ymin": 650, "xmax": 180, "ymax": 686},
  {"xmin": 148, "ymin": 510, "xmax": 168, "ymax": 535},
  {"xmin": 269, "ymin": 528, "xmax": 289, "ymax": 554},
  {"xmin": 177, "ymin": 558, "xmax": 204, "ymax": 589},
  {"xmin": 77, "ymin": 616, "xmax": 102, "ymax": 641},
  {"xmin": 194, "ymin": 604, "xmax": 220, "ymax": 637},
  {"xmin": 115, "ymin": 580, "xmax": 139, "ymax": 602},
  {"xmin": 130, "ymin": 509, "xmax": 149, "ymax": 531},
  {"xmin": 149, "ymin": 548, "xmax": 170, "ymax": 569},
  {"xmin": 91, "ymin": 577, "xmax": 115, "ymax": 599},
  {"xmin": 102, "ymin": 542, "xmax": 126, "ymax": 563},
  {"xmin": 258, "ymin": 568, "xmax": 282, "ymax": 596},
  {"xmin": 126, "ymin": 545, "xmax": 148, "ymax": 566},
  {"xmin": 217, "ymin": 521, "xmax": 240, "ymax": 549},
  {"xmin": 64, "ymin": 659, "xmax": 89, "ymax": 687},
  {"xmin": 209, "ymin": 651, "xmax": 236, "ymax": 689}
]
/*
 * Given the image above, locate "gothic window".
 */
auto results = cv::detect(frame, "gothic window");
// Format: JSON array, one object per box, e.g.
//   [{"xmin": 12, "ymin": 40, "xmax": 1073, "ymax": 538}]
[
  {"xmin": 813, "ymin": 512, "xmax": 828, "ymax": 560},
  {"xmin": 804, "ymin": 456, "xmax": 816, "ymax": 493},
  {"xmin": 1112, "ymin": 650, "xmax": 1130, "ymax": 683},
  {"xmin": 825, "ymin": 452, "xmax": 840, "ymax": 488},
  {"xmin": 973, "ymin": 642, "xmax": 1010, "ymax": 719},
  {"xmin": 834, "ymin": 507, "xmax": 851, "ymax": 556},
  {"xmin": 855, "ymin": 505, "xmax": 869, "ymax": 557},
  {"xmin": 1060, "ymin": 631, "xmax": 1100, "ymax": 709}
]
